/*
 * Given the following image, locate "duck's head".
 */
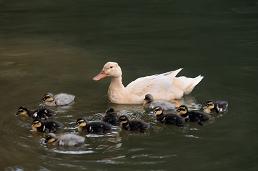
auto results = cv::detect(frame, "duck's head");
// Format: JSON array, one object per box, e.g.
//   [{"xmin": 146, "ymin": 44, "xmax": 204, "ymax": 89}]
[
  {"xmin": 45, "ymin": 133, "xmax": 58, "ymax": 144},
  {"xmin": 176, "ymin": 105, "xmax": 188, "ymax": 116},
  {"xmin": 143, "ymin": 94, "xmax": 154, "ymax": 105},
  {"xmin": 16, "ymin": 106, "xmax": 30, "ymax": 117},
  {"xmin": 203, "ymin": 101, "xmax": 215, "ymax": 113},
  {"xmin": 42, "ymin": 93, "xmax": 55, "ymax": 103},
  {"xmin": 118, "ymin": 115, "xmax": 129, "ymax": 126},
  {"xmin": 153, "ymin": 106, "xmax": 164, "ymax": 116},
  {"xmin": 76, "ymin": 118, "xmax": 87, "ymax": 129},
  {"xmin": 93, "ymin": 62, "xmax": 122, "ymax": 81},
  {"xmin": 31, "ymin": 120, "xmax": 43, "ymax": 131}
]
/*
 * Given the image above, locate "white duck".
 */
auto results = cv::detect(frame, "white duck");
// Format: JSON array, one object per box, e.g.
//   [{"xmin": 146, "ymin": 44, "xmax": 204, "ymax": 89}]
[{"xmin": 93, "ymin": 62, "xmax": 203, "ymax": 104}]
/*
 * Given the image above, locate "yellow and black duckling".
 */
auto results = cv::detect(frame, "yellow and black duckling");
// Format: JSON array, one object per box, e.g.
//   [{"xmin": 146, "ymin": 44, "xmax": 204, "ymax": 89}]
[
  {"xmin": 16, "ymin": 106, "xmax": 54, "ymax": 120},
  {"xmin": 176, "ymin": 105, "xmax": 210, "ymax": 126},
  {"xmin": 102, "ymin": 108, "xmax": 118, "ymax": 126},
  {"xmin": 31, "ymin": 120, "xmax": 60, "ymax": 133},
  {"xmin": 153, "ymin": 106, "xmax": 184, "ymax": 127},
  {"xmin": 118, "ymin": 115, "xmax": 149, "ymax": 133},
  {"xmin": 42, "ymin": 92, "xmax": 75, "ymax": 106},
  {"xmin": 143, "ymin": 94, "xmax": 176, "ymax": 112},
  {"xmin": 76, "ymin": 118, "xmax": 112, "ymax": 134},
  {"xmin": 203, "ymin": 100, "xmax": 228, "ymax": 114},
  {"xmin": 44, "ymin": 133, "xmax": 85, "ymax": 146}
]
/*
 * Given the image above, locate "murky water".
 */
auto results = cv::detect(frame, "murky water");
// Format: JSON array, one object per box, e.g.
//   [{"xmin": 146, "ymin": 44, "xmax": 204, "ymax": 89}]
[{"xmin": 1, "ymin": 0, "xmax": 258, "ymax": 170}]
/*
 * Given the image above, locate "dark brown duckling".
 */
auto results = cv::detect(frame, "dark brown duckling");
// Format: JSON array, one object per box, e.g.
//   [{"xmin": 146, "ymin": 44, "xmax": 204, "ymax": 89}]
[
  {"xmin": 76, "ymin": 118, "xmax": 112, "ymax": 134},
  {"xmin": 118, "ymin": 115, "xmax": 149, "ymax": 133},
  {"xmin": 203, "ymin": 100, "xmax": 229, "ymax": 114},
  {"xmin": 176, "ymin": 105, "xmax": 210, "ymax": 126},
  {"xmin": 31, "ymin": 120, "xmax": 60, "ymax": 133},
  {"xmin": 153, "ymin": 106, "xmax": 184, "ymax": 127},
  {"xmin": 102, "ymin": 108, "xmax": 118, "ymax": 126},
  {"xmin": 16, "ymin": 106, "xmax": 54, "ymax": 120}
]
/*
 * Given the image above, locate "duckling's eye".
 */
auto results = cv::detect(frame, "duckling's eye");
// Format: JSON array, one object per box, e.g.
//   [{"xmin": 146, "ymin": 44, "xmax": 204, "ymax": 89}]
[{"xmin": 110, "ymin": 66, "xmax": 113, "ymax": 69}]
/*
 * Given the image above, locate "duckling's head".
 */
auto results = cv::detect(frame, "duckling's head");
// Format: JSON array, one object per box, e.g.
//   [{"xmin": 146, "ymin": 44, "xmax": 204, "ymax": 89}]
[
  {"xmin": 42, "ymin": 93, "xmax": 55, "ymax": 103},
  {"xmin": 176, "ymin": 105, "xmax": 188, "ymax": 116},
  {"xmin": 93, "ymin": 62, "xmax": 122, "ymax": 81},
  {"xmin": 31, "ymin": 120, "xmax": 42, "ymax": 131},
  {"xmin": 203, "ymin": 101, "xmax": 215, "ymax": 113},
  {"xmin": 144, "ymin": 94, "xmax": 154, "ymax": 105},
  {"xmin": 45, "ymin": 133, "xmax": 58, "ymax": 144},
  {"xmin": 76, "ymin": 118, "xmax": 87, "ymax": 128},
  {"xmin": 153, "ymin": 106, "xmax": 164, "ymax": 116},
  {"xmin": 106, "ymin": 108, "xmax": 115, "ymax": 114},
  {"xmin": 215, "ymin": 100, "xmax": 228, "ymax": 113},
  {"xmin": 118, "ymin": 115, "xmax": 129, "ymax": 126},
  {"xmin": 16, "ymin": 106, "xmax": 30, "ymax": 117}
]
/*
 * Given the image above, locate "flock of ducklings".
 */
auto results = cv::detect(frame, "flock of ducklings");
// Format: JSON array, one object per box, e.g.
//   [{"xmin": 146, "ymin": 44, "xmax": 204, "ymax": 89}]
[{"xmin": 16, "ymin": 93, "xmax": 228, "ymax": 147}]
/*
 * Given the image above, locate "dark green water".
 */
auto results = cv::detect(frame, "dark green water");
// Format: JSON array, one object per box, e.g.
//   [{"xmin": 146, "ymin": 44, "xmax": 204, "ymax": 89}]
[{"xmin": 1, "ymin": 0, "xmax": 258, "ymax": 170}]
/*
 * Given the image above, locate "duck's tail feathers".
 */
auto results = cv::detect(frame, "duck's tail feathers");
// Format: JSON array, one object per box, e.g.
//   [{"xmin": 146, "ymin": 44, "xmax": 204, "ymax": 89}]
[
  {"xmin": 173, "ymin": 75, "xmax": 204, "ymax": 95},
  {"xmin": 184, "ymin": 75, "xmax": 204, "ymax": 95},
  {"xmin": 163, "ymin": 68, "xmax": 183, "ymax": 78}
]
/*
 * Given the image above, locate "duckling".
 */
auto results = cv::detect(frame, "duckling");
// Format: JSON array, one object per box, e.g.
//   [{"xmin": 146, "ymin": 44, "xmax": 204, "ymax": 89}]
[
  {"xmin": 44, "ymin": 133, "xmax": 85, "ymax": 146},
  {"xmin": 31, "ymin": 120, "xmax": 60, "ymax": 133},
  {"xmin": 143, "ymin": 94, "xmax": 176, "ymax": 112},
  {"xmin": 102, "ymin": 108, "xmax": 118, "ymax": 126},
  {"xmin": 118, "ymin": 115, "xmax": 149, "ymax": 133},
  {"xmin": 203, "ymin": 100, "xmax": 228, "ymax": 114},
  {"xmin": 76, "ymin": 118, "xmax": 112, "ymax": 134},
  {"xmin": 153, "ymin": 106, "xmax": 184, "ymax": 127},
  {"xmin": 16, "ymin": 106, "xmax": 54, "ymax": 120},
  {"xmin": 42, "ymin": 93, "xmax": 75, "ymax": 106},
  {"xmin": 176, "ymin": 105, "xmax": 210, "ymax": 126}
]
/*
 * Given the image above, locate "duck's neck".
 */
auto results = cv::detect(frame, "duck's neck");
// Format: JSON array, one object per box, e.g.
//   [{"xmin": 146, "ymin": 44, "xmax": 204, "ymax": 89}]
[
  {"xmin": 110, "ymin": 76, "xmax": 124, "ymax": 89},
  {"xmin": 108, "ymin": 76, "xmax": 127, "ymax": 103}
]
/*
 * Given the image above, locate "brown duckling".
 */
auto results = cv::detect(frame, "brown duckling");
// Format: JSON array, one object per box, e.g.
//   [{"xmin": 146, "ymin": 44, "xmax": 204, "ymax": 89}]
[
  {"xmin": 153, "ymin": 106, "xmax": 184, "ymax": 127},
  {"xmin": 203, "ymin": 100, "xmax": 228, "ymax": 114},
  {"xmin": 102, "ymin": 108, "xmax": 118, "ymax": 126},
  {"xmin": 118, "ymin": 115, "xmax": 149, "ymax": 133},
  {"xmin": 176, "ymin": 105, "xmax": 210, "ymax": 126},
  {"xmin": 16, "ymin": 106, "xmax": 54, "ymax": 120},
  {"xmin": 76, "ymin": 118, "xmax": 112, "ymax": 134},
  {"xmin": 31, "ymin": 120, "xmax": 60, "ymax": 133}
]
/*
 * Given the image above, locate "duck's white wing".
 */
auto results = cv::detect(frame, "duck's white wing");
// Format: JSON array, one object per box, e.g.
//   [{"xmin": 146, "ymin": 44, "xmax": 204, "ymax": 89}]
[{"xmin": 126, "ymin": 69, "xmax": 183, "ymax": 97}]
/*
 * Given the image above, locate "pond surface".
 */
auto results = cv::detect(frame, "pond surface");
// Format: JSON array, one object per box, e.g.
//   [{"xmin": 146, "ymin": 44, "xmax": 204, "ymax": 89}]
[{"xmin": 0, "ymin": 0, "xmax": 258, "ymax": 170}]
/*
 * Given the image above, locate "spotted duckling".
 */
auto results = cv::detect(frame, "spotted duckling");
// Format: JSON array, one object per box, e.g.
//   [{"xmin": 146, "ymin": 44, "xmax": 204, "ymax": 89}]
[
  {"xmin": 118, "ymin": 115, "xmax": 149, "ymax": 133},
  {"xmin": 102, "ymin": 108, "xmax": 118, "ymax": 126},
  {"xmin": 44, "ymin": 133, "xmax": 85, "ymax": 146},
  {"xmin": 203, "ymin": 100, "xmax": 228, "ymax": 114},
  {"xmin": 31, "ymin": 120, "xmax": 60, "ymax": 133},
  {"xmin": 176, "ymin": 105, "xmax": 210, "ymax": 126},
  {"xmin": 143, "ymin": 94, "xmax": 176, "ymax": 112},
  {"xmin": 16, "ymin": 106, "xmax": 54, "ymax": 120},
  {"xmin": 42, "ymin": 93, "xmax": 75, "ymax": 106},
  {"xmin": 153, "ymin": 106, "xmax": 184, "ymax": 127},
  {"xmin": 76, "ymin": 118, "xmax": 112, "ymax": 134}
]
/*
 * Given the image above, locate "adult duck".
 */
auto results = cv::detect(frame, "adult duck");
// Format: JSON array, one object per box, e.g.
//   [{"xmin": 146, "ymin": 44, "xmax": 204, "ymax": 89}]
[{"xmin": 93, "ymin": 62, "xmax": 203, "ymax": 104}]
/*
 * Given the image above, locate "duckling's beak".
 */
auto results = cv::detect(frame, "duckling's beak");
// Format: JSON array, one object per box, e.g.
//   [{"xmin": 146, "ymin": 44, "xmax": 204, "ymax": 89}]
[{"xmin": 93, "ymin": 70, "xmax": 108, "ymax": 81}]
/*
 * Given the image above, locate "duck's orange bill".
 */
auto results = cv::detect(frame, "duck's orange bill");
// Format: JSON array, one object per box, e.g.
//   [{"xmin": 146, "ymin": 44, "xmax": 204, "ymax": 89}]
[{"xmin": 93, "ymin": 71, "xmax": 108, "ymax": 81}]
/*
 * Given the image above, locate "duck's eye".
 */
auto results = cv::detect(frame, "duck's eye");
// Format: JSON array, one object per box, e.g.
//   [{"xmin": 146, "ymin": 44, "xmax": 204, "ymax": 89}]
[{"xmin": 110, "ymin": 66, "xmax": 113, "ymax": 69}]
